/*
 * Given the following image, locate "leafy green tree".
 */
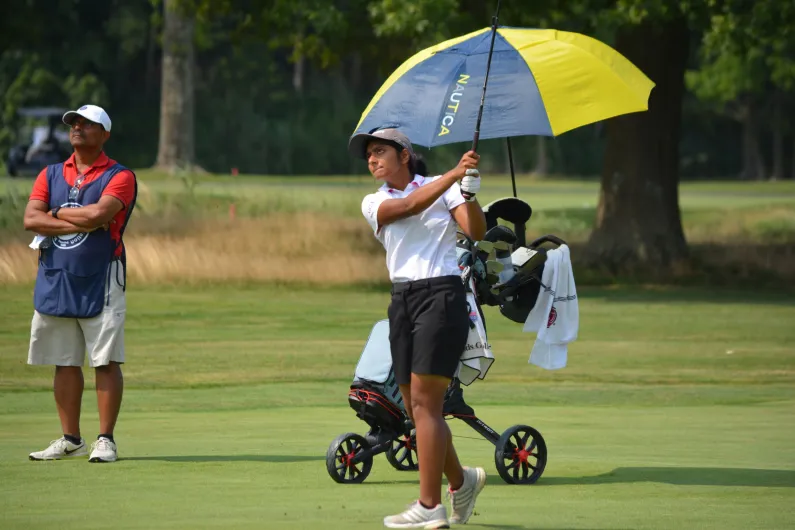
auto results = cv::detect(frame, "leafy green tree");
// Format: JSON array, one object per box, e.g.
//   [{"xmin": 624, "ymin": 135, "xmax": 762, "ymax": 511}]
[{"xmin": 687, "ymin": 0, "xmax": 795, "ymax": 180}]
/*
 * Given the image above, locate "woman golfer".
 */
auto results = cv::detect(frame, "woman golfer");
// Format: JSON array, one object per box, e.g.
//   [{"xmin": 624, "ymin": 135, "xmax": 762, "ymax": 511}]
[{"xmin": 349, "ymin": 128, "xmax": 488, "ymax": 528}]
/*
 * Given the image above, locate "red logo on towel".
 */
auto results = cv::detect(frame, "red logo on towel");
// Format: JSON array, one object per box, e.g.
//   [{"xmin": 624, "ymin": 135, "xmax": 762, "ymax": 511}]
[
  {"xmin": 547, "ymin": 307, "xmax": 557, "ymax": 328},
  {"xmin": 467, "ymin": 302, "xmax": 478, "ymax": 323}
]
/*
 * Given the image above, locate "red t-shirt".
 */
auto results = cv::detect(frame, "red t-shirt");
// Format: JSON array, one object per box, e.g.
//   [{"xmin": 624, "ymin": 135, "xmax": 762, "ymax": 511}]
[{"xmin": 29, "ymin": 152, "xmax": 136, "ymax": 257}]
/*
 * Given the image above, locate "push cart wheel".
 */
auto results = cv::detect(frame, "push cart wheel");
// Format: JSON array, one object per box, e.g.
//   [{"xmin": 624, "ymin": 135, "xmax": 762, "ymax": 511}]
[
  {"xmin": 385, "ymin": 431, "xmax": 418, "ymax": 471},
  {"xmin": 326, "ymin": 432, "xmax": 373, "ymax": 484},
  {"xmin": 494, "ymin": 424, "xmax": 547, "ymax": 484}
]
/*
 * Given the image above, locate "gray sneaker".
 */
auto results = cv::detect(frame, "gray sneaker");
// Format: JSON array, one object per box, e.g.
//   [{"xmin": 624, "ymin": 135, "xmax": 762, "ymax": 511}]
[
  {"xmin": 384, "ymin": 501, "xmax": 450, "ymax": 529},
  {"xmin": 29, "ymin": 437, "xmax": 88, "ymax": 461},
  {"xmin": 448, "ymin": 467, "xmax": 487, "ymax": 524}
]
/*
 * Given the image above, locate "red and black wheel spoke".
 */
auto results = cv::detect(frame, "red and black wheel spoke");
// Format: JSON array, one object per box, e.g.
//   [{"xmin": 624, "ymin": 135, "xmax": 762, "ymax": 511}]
[
  {"xmin": 394, "ymin": 443, "xmax": 413, "ymax": 466},
  {"xmin": 386, "ymin": 432, "xmax": 419, "ymax": 472},
  {"xmin": 326, "ymin": 432, "xmax": 373, "ymax": 484},
  {"xmin": 494, "ymin": 425, "xmax": 548, "ymax": 485}
]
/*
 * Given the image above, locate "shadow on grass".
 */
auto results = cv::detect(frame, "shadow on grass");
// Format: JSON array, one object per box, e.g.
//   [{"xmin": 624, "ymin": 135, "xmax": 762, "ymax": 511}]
[
  {"xmin": 486, "ymin": 467, "xmax": 795, "ymax": 488},
  {"xmin": 122, "ymin": 454, "xmax": 324, "ymax": 463},
  {"xmin": 463, "ymin": 525, "xmax": 535, "ymax": 530},
  {"xmin": 358, "ymin": 479, "xmax": 416, "ymax": 485},
  {"xmin": 467, "ymin": 526, "xmax": 605, "ymax": 530}
]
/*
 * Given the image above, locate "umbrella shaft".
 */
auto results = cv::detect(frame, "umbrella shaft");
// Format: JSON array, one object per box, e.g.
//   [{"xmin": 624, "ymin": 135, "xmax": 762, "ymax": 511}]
[
  {"xmin": 472, "ymin": 0, "xmax": 502, "ymax": 152},
  {"xmin": 507, "ymin": 137, "xmax": 517, "ymax": 198}
]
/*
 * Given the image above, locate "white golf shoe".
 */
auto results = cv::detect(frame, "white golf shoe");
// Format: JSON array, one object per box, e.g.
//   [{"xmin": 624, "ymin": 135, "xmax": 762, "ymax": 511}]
[
  {"xmin": 89, "ymin": 436, "xmax": 118, "ymax": 463},
  {"xmin": 448, "ymin": 466, "xmax": 487, "ymax": 524},
  {"xmin": 384, "ymin": 501, "xmax": 450, "ymax": 528},
  {"xmin": 29, "ymin": 436, "xmax": 88, "ymax": 461}
]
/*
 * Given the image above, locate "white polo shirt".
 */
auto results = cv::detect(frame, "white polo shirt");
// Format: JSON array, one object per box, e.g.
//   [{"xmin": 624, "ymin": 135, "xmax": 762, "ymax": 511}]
[{"xmin": 362, "ymin": 174, "xmax": 466, "ymax": 283}]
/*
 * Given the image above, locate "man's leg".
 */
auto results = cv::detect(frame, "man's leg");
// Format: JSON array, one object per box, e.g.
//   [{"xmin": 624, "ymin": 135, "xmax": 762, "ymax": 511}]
[
  {"xmin": 28, "ymin": 311, "xmax": 88, "ymax": 460},
  {"xmin": 54, "ymin": 366, "xmax": 84, "ymax": 437},
  {"xmin": 95, "ymin": 362, "xmax": 123, "ymax": 436},
  {"xmin": 82, "ymin": 262, "xmax": 126, "ymax": 462}
]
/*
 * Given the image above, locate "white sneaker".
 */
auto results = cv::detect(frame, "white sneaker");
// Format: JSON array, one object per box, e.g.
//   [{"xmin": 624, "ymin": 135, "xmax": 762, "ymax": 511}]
[
  {"xmin": 384, "ymin": 501, "xmax": 449, "ymax": 529},
  {"xmin": 29, "ymin": 436, "xmax": 88, "ymax": 460},
  {"xmin": 448, "ymin": 467, "xmax": 487, "ymax": 524},
  {"xmin": 89, "ymin": 437, "xmax": 118, "ymax": 463}
]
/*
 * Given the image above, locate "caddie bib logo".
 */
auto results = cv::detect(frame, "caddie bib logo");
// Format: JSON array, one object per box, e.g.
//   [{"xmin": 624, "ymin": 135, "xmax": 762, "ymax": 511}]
[{"xmin": 52, "ymin": 202, "xmax": 89, "ymax": 249}]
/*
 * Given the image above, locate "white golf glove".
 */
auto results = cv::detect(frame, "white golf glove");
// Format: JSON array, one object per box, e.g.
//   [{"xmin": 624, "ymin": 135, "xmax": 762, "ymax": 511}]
[{"xmin": 461, "ymin": 168, "xmax": 481, "ymax": 202}]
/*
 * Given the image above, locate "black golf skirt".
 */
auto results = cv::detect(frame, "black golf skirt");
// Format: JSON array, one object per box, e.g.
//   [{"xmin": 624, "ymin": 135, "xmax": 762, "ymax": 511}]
[{"xmin": 387, "ymin": 275, "xmax": 470, "ymax": 385}]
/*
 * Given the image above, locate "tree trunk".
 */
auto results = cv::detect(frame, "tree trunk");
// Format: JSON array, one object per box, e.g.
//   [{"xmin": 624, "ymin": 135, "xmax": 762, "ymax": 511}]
[
  {"xmin": 552, "ymin": 136, "xmax": 565, "ymax": 175},
  {"xmin": 292, "ymin": 27, "xmax": 305, "ymax": 93},
  {"xmin": 155, "ymin": 0, "xmax": 197, "ymax": 173},
  {"xmin": 740, "ymin": 100, "xmax": 766, "ymax": 180},
  {"xmin": 144, "ymin": 13, "xmax": 158, "ymax": 98},
  {"xmin": 587, "ymin": 18, "xmax": 690, "ymax": 269},
  {"xmin": 792, "ymin": 135, "xmax": 795, "ymax": 180},
  {"xmin": 533, "ymin": 136, "xmax": 549, "ymax": 175},
  {"xmin": 293, "ymin": 53, "xmax": 305, "ymax": 93},
  {"xmin": 771, "ymin": 91, "xmax": 784, "ymax": 181}
]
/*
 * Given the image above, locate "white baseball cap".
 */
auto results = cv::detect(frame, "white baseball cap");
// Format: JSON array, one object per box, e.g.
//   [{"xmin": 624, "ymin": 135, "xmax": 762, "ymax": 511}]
[{"xmin": 62, "ymin": 104, "xmax": 112, "ymax": 131}]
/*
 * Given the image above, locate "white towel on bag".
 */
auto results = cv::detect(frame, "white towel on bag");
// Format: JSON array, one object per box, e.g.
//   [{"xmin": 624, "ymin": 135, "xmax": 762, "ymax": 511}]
[
  {"xmin": 455, "ymin": 281, "xmax": 495, "ymax": 385},
  {"xmin": 523, "ymin": 245, "xmax": 579, "ymax": 370}
]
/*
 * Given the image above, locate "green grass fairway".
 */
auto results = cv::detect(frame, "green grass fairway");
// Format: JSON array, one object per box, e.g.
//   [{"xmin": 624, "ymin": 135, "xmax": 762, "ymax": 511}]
[{"xmin": 1, "ymin": 285, "xmax": 794, "ymax": 529}]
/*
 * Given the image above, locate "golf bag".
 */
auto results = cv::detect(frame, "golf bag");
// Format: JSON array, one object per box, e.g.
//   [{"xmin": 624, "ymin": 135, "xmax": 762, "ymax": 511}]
[{"xmin": 458, "ymin": 197, "xmax": 567, "ymax": 324}]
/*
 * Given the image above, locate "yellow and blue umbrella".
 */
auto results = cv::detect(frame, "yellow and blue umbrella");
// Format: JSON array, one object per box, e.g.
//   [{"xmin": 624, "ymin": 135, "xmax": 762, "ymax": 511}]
[{"xmin": 352, "ymin": 26, "xmax": 655, "ymax": 148}]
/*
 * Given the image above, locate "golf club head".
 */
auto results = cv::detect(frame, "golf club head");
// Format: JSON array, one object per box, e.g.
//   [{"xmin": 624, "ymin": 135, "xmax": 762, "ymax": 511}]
[
  {"xmin": 483, "ymin": 224, "xmax": 518, "ymax": 246},
  {"xmin": 458, "ymin": 251, "xmax": 474, "ymax": 269},
  {"xmin": 485, "ymin": 260, "xmax": 505, "ymax": 274},
  {"xmin": 474, "ymin": 240, "xmax": 510, "ymax": 261},
  {"xmin": 512, "ymin": 247, "xmax": 547, "ymax": 273},
  {"xmin": 475, "ymin": 241, "xmax": 495, "ymax": 254},
  {"xmin": 485, "ymin": 272, "xmax": 500, "ymax": 286},
  {"xmin": 490, "ymin": 249, "xmax": 548, "ymax": 302}
]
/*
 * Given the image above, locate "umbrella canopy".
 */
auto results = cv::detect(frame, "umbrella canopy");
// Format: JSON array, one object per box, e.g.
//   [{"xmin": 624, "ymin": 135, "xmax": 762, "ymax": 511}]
[{"xmin": 352, "ymin": 27, "xmax": 655, "ymax": 148}]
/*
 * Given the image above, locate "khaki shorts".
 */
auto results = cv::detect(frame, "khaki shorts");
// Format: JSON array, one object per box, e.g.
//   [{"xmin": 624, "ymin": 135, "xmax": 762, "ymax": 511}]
[{"xmin": 28, "ymin": 260, "xmax": 126, "ymax": 368}]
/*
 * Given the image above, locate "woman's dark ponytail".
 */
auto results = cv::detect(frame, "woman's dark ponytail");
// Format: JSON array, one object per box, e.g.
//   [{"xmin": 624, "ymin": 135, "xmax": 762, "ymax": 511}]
[{"xmin": 410, "ymin": 154, "xmax": 428, "ymax": 177}]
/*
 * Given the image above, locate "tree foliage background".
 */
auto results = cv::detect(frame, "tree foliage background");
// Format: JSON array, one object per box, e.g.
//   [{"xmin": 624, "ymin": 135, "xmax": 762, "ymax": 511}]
[{"xmin": 2, "ymin": 0, "xmax": 792, "ymax": 180}]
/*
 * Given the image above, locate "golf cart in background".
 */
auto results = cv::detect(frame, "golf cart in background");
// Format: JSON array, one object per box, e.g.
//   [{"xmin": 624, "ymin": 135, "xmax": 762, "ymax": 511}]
[{"xmin": 5, "ymin": 107, "xmax": 71, "ymax": 177}]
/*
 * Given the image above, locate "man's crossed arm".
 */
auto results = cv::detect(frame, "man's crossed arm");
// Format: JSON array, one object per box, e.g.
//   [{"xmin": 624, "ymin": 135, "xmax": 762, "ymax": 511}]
[{"xmin": 24, "ymin": 196, "xmax": 124, "ymax": 236}]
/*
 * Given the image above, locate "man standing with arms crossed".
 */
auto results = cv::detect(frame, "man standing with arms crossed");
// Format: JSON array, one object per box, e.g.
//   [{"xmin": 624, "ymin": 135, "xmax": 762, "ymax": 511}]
[{"xmin": 24, "ymin": 105, "xmax": 137, "ymax": 463}]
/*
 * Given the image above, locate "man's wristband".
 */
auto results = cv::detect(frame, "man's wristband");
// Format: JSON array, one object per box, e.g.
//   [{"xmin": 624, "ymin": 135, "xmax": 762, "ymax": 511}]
[{"xmin": 51, "ymin": 206, "xmax": 61, "ymax": 219}]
